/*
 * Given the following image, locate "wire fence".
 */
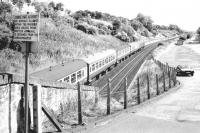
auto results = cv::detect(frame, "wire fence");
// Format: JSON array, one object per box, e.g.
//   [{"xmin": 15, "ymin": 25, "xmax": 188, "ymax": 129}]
[{"xmin": 0, "ymin": 58, "xmax": 178, "ymax": 132}]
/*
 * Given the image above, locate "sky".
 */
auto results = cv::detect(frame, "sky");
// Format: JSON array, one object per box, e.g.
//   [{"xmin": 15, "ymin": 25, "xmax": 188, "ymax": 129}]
[{"xmin": 42, "ymin": 0, "xmax": 200, "ymax": 31}]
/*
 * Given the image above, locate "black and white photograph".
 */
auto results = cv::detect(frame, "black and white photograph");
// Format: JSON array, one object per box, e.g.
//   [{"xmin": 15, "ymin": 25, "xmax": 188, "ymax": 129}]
[{"xmin": 0, "ymin": 0, "xmax": 200, "ymax": 133}]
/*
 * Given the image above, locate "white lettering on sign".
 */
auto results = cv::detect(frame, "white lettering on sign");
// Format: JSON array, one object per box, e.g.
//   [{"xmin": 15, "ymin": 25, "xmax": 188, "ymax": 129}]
[{"xmin": 13, "ymin": 14, "xmax": 39, "ymax": 42}]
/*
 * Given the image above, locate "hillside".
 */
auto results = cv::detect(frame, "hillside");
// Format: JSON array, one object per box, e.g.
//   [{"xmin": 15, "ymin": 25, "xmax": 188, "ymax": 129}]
[{"xmin": 0, "ymin": 1, "xmax": 183, "ymax": 74}]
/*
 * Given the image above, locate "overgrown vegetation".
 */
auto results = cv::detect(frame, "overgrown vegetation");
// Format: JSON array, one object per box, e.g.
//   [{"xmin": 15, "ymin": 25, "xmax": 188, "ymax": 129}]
[{"xmin": 0, "ymin": 0, "xmax": 184, "ymax": 74}]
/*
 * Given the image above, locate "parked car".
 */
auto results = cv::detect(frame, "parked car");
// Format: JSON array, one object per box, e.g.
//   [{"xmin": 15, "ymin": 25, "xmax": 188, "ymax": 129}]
[{"xmin": 176, "ymin": 66, "xmax": 194, "ymax": 76}]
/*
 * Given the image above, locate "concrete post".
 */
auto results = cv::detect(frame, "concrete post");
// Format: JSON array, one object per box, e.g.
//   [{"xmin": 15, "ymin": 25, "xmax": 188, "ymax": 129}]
[
  {"xmin": 107, "ymin": 78, "xmax": 111, "ymax": 115},
  {"xmin": 137, "ymin": 77, "xmax": 140, "ymax": 104},
  {"xmin": 124, "ymin": 78, "xmax": 127, "ymax": 109},
  {"xmin": 32, "ymin": 85, "xmax": 42, "ymax": 133}
]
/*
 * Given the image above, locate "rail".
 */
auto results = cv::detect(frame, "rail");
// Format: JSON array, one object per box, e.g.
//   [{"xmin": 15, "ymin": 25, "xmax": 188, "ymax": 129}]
[{"xmin": 98, "ymin": 36, "xmax": 179, "ymax": 95}]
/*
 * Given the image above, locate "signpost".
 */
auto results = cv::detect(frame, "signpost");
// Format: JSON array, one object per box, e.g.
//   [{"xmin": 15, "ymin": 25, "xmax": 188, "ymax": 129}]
[{"xmin": 13, "ymin": 12, "xmax": 39, "ymax": 133}]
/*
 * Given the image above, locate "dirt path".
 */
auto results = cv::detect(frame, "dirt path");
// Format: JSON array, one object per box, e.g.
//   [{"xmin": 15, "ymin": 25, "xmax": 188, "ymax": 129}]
[{"xmin": 80, "ymin": 43, "xmax": 200, "ymax": 133}]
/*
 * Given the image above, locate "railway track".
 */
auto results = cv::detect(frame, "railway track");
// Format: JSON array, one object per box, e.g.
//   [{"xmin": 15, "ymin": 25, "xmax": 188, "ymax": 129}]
[{"xmin": 92, "ymin": 43, "xmax": 158, "ymax": 95}]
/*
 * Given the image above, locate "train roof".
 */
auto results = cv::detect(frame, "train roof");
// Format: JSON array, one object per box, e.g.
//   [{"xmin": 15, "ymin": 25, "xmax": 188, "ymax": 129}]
[
  {"xmin": 116, "ymin": 44, "xmax": 130, "ymax": 50},
  {"xmin": 30, "ymin": 59, "xmax": 87, "ymax": 81},
  {"xmin": 82, "ymin": 49, "xmax": 116, "ymax": 64}
]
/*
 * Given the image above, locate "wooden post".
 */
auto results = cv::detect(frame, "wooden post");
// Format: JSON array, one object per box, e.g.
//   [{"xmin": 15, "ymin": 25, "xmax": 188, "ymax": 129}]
[
  {"xmin": 137, "ymin": 77, "xmax": 140, "ymax": 104},
  {"xmin": 173, "ymin": 71, "xmax": 176, "ymax": 86},
  {"xmin": 163, "ymin": 72, "xmax": 166, "ymax": 91},
  {"xmin": 156, "ymin": 74, "xmax": 159, "ymax": 95},
  {"xmin": 107, "ymin": 78, "xmax": 111, "ymax": 115},
  {"xmin": 168, "ymin": 70, "xmax": 171, "ymax": 89},
  {"xmin": 77, "ymin": 82, "xmax": 82, "ymax": 124},
  {"xmin": 32, "ymin": 85, "xmax": 42, "ymax": 133},
  {"xmin": 124, "ymin": 78, "xmax": 127, "ymax": 109},
  {"xmin": 147, "ymin": 75, "xmax": 150, "ymax": 99}
]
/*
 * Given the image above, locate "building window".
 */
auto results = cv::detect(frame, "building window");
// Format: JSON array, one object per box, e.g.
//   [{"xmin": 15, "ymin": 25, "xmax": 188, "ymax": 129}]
[
  {"xmin": 64, "ymin": 76, "xmax": 70, "ymax": 83},
  {"xmin": 90, "ymin": 67, "xmax": 92, "ymax": 72},
  {"xmin": 77, "ymin": 71, "xmax": 82, "ymax": 80},
  {"xmin": 71, "ymin": 73, "xmax": 76, "ymax": 83},
  {"xmin": 92, "ymin": 64, "xmax": 95, "ymax": 71}
]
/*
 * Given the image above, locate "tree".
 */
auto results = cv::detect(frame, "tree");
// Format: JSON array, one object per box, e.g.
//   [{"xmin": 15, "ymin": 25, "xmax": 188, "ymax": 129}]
[
  {"xmin": 136, "ymin": 13, "xmax": 153, "ymax": 31},
  {"xmin": 196, "ymin": 27, "xmax": 200, "ymax": 41},
  {"xmin": 130, "ymin": 19, "xmax": 142, "ymax": 31},
  {"xmin": 196, "ymin": 27, "xmax": 200, "ymax": 35},
  {"xmin": 0, "ymin": 2, "xmax": 12, "ymax": 14},
  {"xmin": 112, "ymin": 19, "xmax": 121, "ymax": 31},
  {"xmin": 55, "ymin": 3, "xmax": 64, "ymax": 11}
]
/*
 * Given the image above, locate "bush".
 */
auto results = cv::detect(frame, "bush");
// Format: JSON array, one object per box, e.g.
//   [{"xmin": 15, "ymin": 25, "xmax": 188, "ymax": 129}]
[
  {"xmin": 112, "ymin": 20, "xmax": 121, "ymax": 30},
  {"xmin": 115, "ymin": 31, "xmax": 130, "ymax": 42},
  {"xmin": 87, "ymin": 27, "xmax": 97, "ymax": 35},
  {"xmin": 0, "ymin": 24, "xmax": 12, "ymax": 50},
  {"xmin": 130, "ymin": 19, "xmax": 142, "ymax": 31},
  {"xmin": 76, "ymin": 23, "xmax": 87, "ymax": 33},
  {"xmin": 98, "ymin": 29, "xmax": 106, "ymax": 35}
]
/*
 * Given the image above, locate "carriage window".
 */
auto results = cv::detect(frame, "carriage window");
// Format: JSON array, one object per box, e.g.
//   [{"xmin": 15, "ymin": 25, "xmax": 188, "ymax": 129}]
[
  {"xmin": 102, "ymin": 60, "xmax": 105, "ymax": 66},
  {"xmin": 105, "ymin": 58, "xmax": 108, "ymax": 63},
  {"xmin": 77, "ymin": 71, "xmax": 82, "ymax": 80},
  {"xmin": 82, "ymin": 70, "xmax": 84, "ymax": 77},
  {"xmin": 109, "ymin": 57, "xmax": 111, "ymax": 62},
  {"xmin": 92, "ymin": 64, "xmax": 95, "ymax": 71},
  {"xmin": 64, "ymin": 76, "xmax": 70, "ymax": 82},
  {"xmin": 99, "ymin": 61, "xmax": 102, "ymax": 67},
  {"xmin": 96, "ymin": 62, "xmax": 99, "ymax": 69},
  {"xmin": 71, "ymin": 73, "xmax": 76, "ymax": 83}
]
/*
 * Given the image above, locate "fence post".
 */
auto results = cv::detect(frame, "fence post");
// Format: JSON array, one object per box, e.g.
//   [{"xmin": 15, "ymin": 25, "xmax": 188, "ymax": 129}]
[
  {"xmin": 107, "ymin": 78, "xmax": 111, "ymax": 115},
  {"xmin": 137, "ymin": 77, "xmax": 140, "ymax": 104},
  {"xmin": 163, "ymin": 72, "xmax": 166, "ymax": 91},
  {"xmin": 124, "ymin": 78, "xmax": 127, "ymax": 109},
  {"xmin": 147, "ymin": 74, "xmax": 150, "ymax": 99},
  {"xmin": 77, "ymin": 82, "xmax": 82, "ymax": 124},
  {"xmin": 8, "ymin": 74, "xmax": 12, "ymax": 133},
  {"xmin": 168, "ymin": 70, "xmax": 171, "ymax": 89},
  {"xmin": 174, "ymin": 69, "xmax": 177, "ymax": 85},
  {"xmin": 156, "ymin": 74, "xmax": 159, "ymax": 95},
  {"xmin": 32, "ymin": 85, "xmax": 42, "ymax": 133},
  {"xmin": 95, "ymin": 88, "xmax": 99, "ymax": 105}
]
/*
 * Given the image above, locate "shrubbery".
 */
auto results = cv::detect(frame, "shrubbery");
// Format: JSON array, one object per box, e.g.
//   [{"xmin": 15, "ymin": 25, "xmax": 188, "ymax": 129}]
[{"xmin": 0, "ymin": 24, "xmax": 12, "ymax": 50}]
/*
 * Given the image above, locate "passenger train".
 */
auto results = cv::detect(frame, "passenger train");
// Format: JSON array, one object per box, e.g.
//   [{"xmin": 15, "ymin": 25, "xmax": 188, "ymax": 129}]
[{"xmin": 30, "ymin": 37, "xmax": 176, "ymax": 84}]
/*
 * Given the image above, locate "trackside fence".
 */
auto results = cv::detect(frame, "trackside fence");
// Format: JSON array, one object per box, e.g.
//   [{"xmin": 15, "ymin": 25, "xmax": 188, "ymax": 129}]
[
  {"xmin": 99, "ymin": 58, "xmax": 178, "ymax": 115},
  {"xmin": 0, "ymin": 60, "xmax": 178, "ymax": 133}
]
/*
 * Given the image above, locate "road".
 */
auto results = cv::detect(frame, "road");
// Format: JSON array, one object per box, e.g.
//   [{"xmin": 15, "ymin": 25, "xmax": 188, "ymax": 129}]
[{"xmin": 79, "ymin": 42, "xmax": 200, "ymax": 133}]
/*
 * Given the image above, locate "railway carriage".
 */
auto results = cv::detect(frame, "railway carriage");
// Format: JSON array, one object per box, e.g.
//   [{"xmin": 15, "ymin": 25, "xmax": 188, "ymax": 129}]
[
  {"xmin": 128, "ymin": 41, "xmax": 145, "ymax": 54},
  {"xmin": 30, "ymin": 37, "xmax": 176, "ymax": 85},
  {"xmin": 116, "ymin": 45, "xmax": 131, "ymax": 63},
  {"xmin": 82, "ymin": 49, "xmax": 116, "ymax": 83},
  {"xmin": 30, "ymin": 59, "xmax": 87, "ymax": 84}
]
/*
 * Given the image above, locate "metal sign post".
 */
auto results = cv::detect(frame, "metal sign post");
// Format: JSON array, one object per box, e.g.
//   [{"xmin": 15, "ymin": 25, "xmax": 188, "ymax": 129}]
[
  {"xmin": 13, "ymin": 12, "xmax": 39, "ymax": 133},
  {"xmin": 24, "ymin": 42, "xmax": 30, "ymax": 133}
]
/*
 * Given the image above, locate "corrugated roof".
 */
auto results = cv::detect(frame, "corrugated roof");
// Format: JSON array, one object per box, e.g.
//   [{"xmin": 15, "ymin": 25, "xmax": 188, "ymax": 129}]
[{"xmin": 30, "ymin": 59, "xmax": 87, "ymax": 81}]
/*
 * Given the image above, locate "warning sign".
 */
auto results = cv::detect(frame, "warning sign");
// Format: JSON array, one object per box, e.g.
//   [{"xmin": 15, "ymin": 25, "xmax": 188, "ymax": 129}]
[{"xmin": 13, "ymin": 14, "xmax": 39, "ymax": 42}]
